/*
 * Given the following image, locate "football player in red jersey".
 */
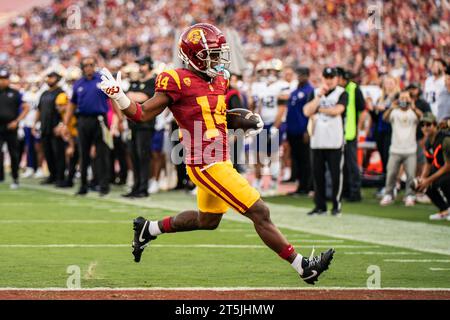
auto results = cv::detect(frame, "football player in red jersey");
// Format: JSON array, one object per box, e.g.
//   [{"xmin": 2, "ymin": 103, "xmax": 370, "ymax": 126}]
[{"xmin": 100, "ymin": 23, "xmax": 334, "ymax": 284}]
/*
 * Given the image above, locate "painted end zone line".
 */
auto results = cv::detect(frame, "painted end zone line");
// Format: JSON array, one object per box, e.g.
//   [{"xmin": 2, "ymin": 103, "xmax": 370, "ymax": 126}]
[{"xmin": 1, "ymin": 287, "xmax": 450, "ymax": 291}]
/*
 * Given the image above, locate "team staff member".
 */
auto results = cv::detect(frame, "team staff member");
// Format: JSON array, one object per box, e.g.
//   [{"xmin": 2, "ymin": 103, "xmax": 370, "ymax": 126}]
[
  {"xmin": 286, "ymin": 66, "xmax": 314, "ymax": 195},
  {"xmin": 0, "ymin": 69, "xmax": 29, "ymax": 189},
  {"xmin": 34, "ymin": 72, "xmax": 68, "ymax": 187},
  {"xmin": 418, "ymin": 113, "xmax": 450, "ymax": 220},
  {"xmin": 336, "ymin": 67, "xmax": 365, "ymax": 202},
  {"xmin": 304, "ymin": 67, "xmax": 348, "ymax": 216},
  {"xmin": 406, "ymin": 82, "xmax": 431, "ymax": 179},
  {"xmin": 63, "ymin": 56, "xmax": 111, "ymax": 196},
  {"xmin": 122, "ymin": 56, "xmax": 156, "ymax": 198}
]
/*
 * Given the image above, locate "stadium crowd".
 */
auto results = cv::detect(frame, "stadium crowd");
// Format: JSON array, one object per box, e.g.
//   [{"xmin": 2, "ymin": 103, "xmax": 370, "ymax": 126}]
[{"xmin": 0, "ymin": 0, "xmax": 449, "ymax": 220}]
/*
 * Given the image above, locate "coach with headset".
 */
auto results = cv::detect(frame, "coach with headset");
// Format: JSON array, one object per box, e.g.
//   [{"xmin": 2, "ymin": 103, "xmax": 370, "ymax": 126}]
[{"xmin": 63, "ymin": 56, "xmax": 112, "ymax": 196}]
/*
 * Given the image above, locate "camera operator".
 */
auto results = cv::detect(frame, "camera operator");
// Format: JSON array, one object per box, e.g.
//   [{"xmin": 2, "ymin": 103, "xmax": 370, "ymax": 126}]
[
  {"xmin": 417, "ymin": 113, "xmax": 450, "ymax": 221},
  {"xmin": 379, "ymin": 90, "xmax": 422, "ymax": 206}
]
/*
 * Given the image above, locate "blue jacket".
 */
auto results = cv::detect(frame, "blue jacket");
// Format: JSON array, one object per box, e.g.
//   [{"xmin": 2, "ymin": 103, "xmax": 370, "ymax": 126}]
[
  {"xmin": 286, "ymin": 82, "xmax": 314, "ymax": 136},
  {"xmin": 71, "ymin": 72, "xmax": 109, "ymax": 115}
]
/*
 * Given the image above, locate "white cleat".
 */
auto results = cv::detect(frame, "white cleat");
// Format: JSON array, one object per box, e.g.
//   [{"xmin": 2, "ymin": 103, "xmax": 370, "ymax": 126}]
[
  {"xmin": 10, "ymin": 182, "xmax": 19, "ymax": 190},
  {"xmin": 429, "ymin": 212, "xmax": 449, "ymax": 221},
  {"xmin": 33, "ymin": 168, "xmax": 46, "ymax": 179},
  {"xmin": 380, "ymin": 194, "xmax": 394, "ymax": 206},
  {"xmin": 21, "ymin": 167, "xmax": 35, "ymax": 178}
]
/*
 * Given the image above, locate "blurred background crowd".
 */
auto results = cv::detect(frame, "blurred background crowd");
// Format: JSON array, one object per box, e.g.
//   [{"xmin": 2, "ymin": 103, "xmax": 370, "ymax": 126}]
[{"xmin": 0, "ymin": 0, "xmax": 449, "ymax": 219}]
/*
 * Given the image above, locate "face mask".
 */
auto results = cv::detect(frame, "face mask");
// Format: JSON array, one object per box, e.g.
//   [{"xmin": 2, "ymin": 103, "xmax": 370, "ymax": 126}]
[
  {"xmin": 267, "ymin": 75, "xmax": 277, "ymax": 83},
  {"xmin": 399, "ymin": 101, "xmax": 409, "ymax": 108},
  {"xmin": 213, "ymin": 65, "xmax": 230, "ymax": 79}
]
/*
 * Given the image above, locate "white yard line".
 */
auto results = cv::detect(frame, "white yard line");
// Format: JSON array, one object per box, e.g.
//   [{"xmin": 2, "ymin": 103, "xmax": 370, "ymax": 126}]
[
  {"xmin": 430, "ymin": 268, "xmax": 450, "ymax": 271},
  {"xmin": 0, "ymin": 244, "xmax": 380, "ymax": 249},
  {"xmin": 0, "ymin": 286, "xmax": 449, "ymax": 291},
  {"xmin": 19, "ymin": 184, "xmax": 450, "ymax": 256},
  {"xmin": 288, "ymin": 240, "xmax": 345, "ymax": 243},
  {"xmin": 0, "ymin": 220, "xmax": 131, "ymax": 224},
  {"xmin": 343, "ymin": 251, "xmax": 420, "ymax": 255},
  {"xmin": 384, "ymin": 259, "xmax": 450, "ymax": 263}
]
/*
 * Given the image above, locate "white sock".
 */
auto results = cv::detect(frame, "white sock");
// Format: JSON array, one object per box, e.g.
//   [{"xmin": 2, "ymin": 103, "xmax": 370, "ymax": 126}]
[
  {"xmin": 291, "ymin": 254, "xmax": 304, "ymax": 276},
  {"xmin": 149, "ymin": 221, "xmax": 162, "ymax": 236}
]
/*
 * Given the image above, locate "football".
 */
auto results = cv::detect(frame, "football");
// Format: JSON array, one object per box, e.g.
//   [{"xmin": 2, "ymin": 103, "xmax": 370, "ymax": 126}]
[
  {"xmin": 226, "ymin": 108, "xmax": 261, "ymax": 131},
  {"xmin": 410, "ymin": 177, "xmax": 425, "ymax": 192}
]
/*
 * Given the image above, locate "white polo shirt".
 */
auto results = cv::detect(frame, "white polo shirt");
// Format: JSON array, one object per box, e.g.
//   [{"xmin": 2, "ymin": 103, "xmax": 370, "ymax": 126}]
[{"xmin": 310, "ymin": 86, "xmax": 346, "ymax": 149}]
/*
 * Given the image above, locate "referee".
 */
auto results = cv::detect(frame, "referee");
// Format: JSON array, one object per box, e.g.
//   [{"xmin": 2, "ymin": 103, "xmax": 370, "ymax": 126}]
[
  {"xmin": 304, "ymin": 67, "xmax": 348, "ymax": 216},
  {"xmin": 63, "ymin": 57, "xmax": 111, "ymax": 196},
  {"xmin": 0, "ymin": 69, "xmax": 29, "ymax": 189}
]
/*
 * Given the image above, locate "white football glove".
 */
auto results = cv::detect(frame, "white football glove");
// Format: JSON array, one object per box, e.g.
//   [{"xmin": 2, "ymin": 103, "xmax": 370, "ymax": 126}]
[
  {"xmin": 99, "ymin": 67, "xmax": 131, "ymax": 110},
  {"xmin": 269, "ymin": 126, "xmax": 279, "ymax": 138},
  {"xmin": 247, "ymin": 113, "xmax": 264, "ymax": 137}
]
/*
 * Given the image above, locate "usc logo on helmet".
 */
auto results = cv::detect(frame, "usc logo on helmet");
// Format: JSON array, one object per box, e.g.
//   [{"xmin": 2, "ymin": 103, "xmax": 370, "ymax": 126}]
[{"xmin": 187, "ymin": 29, "xmax": 202, "ymax": 44}]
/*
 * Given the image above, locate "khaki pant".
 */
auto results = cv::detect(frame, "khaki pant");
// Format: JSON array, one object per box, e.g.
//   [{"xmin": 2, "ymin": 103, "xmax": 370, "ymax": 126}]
[{"xmin": 385, "ymin": 152, "xmax": 417, "ymax": 197}]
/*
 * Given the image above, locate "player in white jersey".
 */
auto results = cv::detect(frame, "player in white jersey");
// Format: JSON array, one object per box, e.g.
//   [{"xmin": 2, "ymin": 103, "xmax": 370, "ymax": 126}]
[
  {"xmin": 424, "ymin": 58, "xmax": 446, "ymax": 116},
  {"xmin": 20, "ymin": 76, "xmax": 46, "ymax": 178},
  {"xmin": 251, "ymin": 59, "xmax": 290, "ymax": 193}
]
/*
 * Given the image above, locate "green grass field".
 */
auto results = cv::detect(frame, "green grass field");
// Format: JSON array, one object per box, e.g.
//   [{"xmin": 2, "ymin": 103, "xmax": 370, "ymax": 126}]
[{"xmin": 1, "ymin": 180, "xmax": 450, "ymax": 290}]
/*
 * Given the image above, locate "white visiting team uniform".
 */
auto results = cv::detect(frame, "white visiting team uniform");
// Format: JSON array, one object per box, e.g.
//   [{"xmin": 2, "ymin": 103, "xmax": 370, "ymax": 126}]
[
  {"xmin": 424, "ymin": 75, "xmax": 445, "ymax": 116},
  {"xmin": 252, "ymin": 80, "xmax": 290, "ymax": 125}
]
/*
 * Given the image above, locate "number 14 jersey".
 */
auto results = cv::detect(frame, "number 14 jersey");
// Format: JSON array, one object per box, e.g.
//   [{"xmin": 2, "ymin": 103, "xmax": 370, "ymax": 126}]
[{"xmin": 155, "ymin": 68, "xmax": 229, "ymax": 167}]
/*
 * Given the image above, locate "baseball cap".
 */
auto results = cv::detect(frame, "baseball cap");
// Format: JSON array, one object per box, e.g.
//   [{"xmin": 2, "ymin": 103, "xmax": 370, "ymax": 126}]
[
  {"xmin": 47, "ymin": 71, "xmax": 62, "ymax": 80},
  {"xmin": 335, "ymin": 66, "xmax": 346, "ymax": 77},
  {"xmin": 421, "ymin": 112, "xmax": 436, "ymax": 124},
  {"xmin": 405, "ymin": 82, "xmax": 421, "ymax": 90},
  {"xmin": 296, "ymin": 66, "xmax": 310, "ymax": 76},
  {"xmin": 0, "ymin": 69, "xmax": 10, "ymax": 79},
  {"xmin": 136, "ymin": 56, "xmax": 153, "ymax": 68},
  {"xmin": 323, "ymin": 67, "xmax": 337, "ymax": 78}
]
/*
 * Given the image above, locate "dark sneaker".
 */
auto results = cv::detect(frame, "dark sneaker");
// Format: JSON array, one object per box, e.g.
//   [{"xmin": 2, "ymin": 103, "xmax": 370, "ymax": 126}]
[
  {"xmin": 122, "ymin": 191, "xmax": 138, "ymax": 198},
  {"xmin": 75, "ymin": 186, "xmax": 88, "ymax": 196},
  {"xmin": 331, "ymin": 208, "xmax": 342, "ymax": 217},
  {"xmin": 99, "ymin": 189, "xmax": 109, "ymax": 197},
  {"xmin": 307, "ymin": 208, "xmax": 327, "ymax": 216},
  {"xmin": 300, "ymin": 248, "xmax": 335, "ymax": 285},
  {"xmin": 133, "ymin": 191, "xmax": 149, "ymax": 198},
  {"xmin": 132, "ymin": 217, "xmax": 157, "ymax": 263},
  {"xmin": 40, "ymin": 178, "xmax": 55, "ymax": 185}
]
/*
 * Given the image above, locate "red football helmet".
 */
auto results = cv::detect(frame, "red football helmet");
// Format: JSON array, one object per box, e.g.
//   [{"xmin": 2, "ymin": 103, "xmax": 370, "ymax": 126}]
[{"xmin": 178, "ymin": 23, "xmax": 231, "ymax": 78}]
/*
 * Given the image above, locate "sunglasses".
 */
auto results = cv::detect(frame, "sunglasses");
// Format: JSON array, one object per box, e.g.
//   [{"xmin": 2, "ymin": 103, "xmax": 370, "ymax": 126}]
[{"xmin": 421, "ymin": 122, "xmax": 433, "ymax": 128}]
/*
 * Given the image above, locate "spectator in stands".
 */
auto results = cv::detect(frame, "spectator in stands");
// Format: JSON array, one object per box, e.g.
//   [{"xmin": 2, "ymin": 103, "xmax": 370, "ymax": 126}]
[
  {"xmin": 368, "ymin": 75, "xmax": 400, "ymax": 196},
  {"xmin": 424, "ymin": 58, "xmax": 447, "ymax": 116},
  {"xmin": 436, "ymin": 65, "xmax": 450, "ymax": 123},
  {"xmin": 380, "ymin": 90, "xmax": 423, "ymax": 206}
]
